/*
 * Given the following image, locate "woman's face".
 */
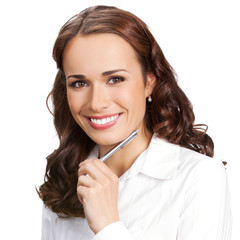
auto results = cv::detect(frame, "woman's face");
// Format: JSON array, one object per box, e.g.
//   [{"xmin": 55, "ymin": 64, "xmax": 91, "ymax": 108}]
[{"xmin": 63, "ymin": 34, "xmax": 155, "ymax": 146}]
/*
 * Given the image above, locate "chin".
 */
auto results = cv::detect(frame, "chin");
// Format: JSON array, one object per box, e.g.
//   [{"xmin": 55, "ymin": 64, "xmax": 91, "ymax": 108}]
[
  {"xmin": 87, "ymin": 131, "xmax": 128, "ymax": 147},
  {"xmin": 93, "ymin": 136, "xmax": 122, "ymax": 146}
]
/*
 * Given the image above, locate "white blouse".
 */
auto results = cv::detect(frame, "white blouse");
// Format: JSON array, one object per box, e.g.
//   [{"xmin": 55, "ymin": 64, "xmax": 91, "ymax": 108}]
[{"xmin": 41, "ymin": 134, "xmax": 231, "ymax": 240}]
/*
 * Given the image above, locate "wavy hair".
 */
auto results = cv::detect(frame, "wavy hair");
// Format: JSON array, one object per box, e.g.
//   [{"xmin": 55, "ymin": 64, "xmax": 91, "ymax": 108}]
[{"xmin": 38, "ymin": 5, "xmax": 215, "ymax": 217}]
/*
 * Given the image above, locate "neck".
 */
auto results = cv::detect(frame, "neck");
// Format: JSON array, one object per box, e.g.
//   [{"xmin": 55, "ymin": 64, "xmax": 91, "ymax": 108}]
[{"xmin": 99, "ymin": 128, "xmax": 153, "ymax": 178}]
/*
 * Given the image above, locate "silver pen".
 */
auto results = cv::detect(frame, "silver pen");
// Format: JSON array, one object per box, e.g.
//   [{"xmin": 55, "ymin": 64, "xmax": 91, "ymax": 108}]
[{"xmin": 100, "ymin": 129, "xmax": 140, "ymax": 162}]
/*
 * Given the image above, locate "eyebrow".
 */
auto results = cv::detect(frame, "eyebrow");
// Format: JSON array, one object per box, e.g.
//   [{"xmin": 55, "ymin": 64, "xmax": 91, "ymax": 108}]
[
  {"xmin": 66, "ymin": 69, "xmax": 128, "ymax": 80},
  {"xmin": 102, "ymin": 69, "xmax": 128, "ymax": 76}
]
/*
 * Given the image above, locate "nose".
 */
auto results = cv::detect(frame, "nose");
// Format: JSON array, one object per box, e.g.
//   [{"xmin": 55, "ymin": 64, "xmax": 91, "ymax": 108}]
[{"xmin": 88, "ymin": 85, "xmax": 110, "ymax": 112}]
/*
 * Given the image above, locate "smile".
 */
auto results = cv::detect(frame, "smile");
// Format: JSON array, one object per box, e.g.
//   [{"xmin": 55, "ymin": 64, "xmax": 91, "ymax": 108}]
[
  {"xmin": 86, "ymin": 114, "xmax": 120, "ymax": 130},
  {"xmin": 90, "ymin": 114, "xmax": 119, "ymax": 125}
]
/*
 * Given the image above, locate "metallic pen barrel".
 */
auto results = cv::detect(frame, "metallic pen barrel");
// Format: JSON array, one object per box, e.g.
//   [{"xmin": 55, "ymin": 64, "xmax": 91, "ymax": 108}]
[{"xmin": 100, "ymin": 129, "xmax": 140, "ymax": 162}]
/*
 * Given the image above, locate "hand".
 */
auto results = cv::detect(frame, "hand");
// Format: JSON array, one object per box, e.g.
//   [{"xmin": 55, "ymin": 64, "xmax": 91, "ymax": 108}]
[{"xmin": 77, "ymin": 159, "xmax": 120, "ymax": 234}]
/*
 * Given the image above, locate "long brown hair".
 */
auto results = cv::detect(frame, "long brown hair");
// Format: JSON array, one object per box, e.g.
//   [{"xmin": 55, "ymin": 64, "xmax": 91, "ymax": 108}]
[{"xmin": 39, "ymin": 5, "xmax": 214, "ymax": 217}]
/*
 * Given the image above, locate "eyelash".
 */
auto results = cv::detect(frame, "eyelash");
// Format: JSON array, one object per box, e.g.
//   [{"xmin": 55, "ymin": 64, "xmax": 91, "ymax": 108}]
[
  {"xmin": 69, "ymin": 81, "xmax": 88, "ymax": 88},
  {"xmin": 108, "ymin": 76, "xmax": 125, "ymax": 84},
  {"xmin": 69, "ymin": 76, "xmax": 125, "ymax": 89}
]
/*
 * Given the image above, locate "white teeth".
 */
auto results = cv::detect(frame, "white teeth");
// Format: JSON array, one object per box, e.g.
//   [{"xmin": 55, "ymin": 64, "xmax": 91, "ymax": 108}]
[
  {"xmin": 90, "ymin": 114, "xmax": 119, "ymax": 125},
  {"xmin": 102, "ymin": 118, "xmax": 107, "ymax": 124}
]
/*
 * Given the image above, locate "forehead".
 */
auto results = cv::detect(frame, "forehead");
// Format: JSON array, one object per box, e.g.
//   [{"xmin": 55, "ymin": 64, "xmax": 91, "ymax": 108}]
[{"xmin": 62, "ymin": 33, "xmax": 141, "ymax": 74}]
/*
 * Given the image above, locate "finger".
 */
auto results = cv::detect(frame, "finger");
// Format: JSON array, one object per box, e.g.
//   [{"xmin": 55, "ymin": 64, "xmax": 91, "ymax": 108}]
[
  {"xmin": 77, "ymin": 174, "xmax": 95, "ymax": 188},
  {"xmin": 94, "ymin": 159, "xmax": 118, "ymax": 179},
  {"xmin": 92, "ymin": 160, "xmax": 119, "ymax": 184},
  {"xmin": 78, "ymin": 159, "xmax": 107, "ymax": 180},
  {"xmin": 80, "ymin": 159, "xmax": 114, "ymax": 178},
  {"xmin": 79, "ymin": 158, "xmax": 96, "ymax": 168},
  {"xmin": 77, "ymin": 185, "xmax": 88, "ymax": 204}
]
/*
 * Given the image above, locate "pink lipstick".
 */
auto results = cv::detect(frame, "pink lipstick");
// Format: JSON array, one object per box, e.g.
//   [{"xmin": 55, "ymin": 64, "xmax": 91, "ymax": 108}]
[{"xmin": 86, "ymin": 113, "xmax": 121, "ymax": 130}]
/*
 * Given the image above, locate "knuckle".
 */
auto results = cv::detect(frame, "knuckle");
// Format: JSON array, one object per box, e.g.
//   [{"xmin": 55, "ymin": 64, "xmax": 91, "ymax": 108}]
[
  {"xmin": 103, "ymin": 178, "xmax": 111, "ymax": 186},
  {"xmin": 88, "ymin": 188, "xmax": 96, "ymax": 197},
  {"xmin": 78, "ymin": 175, "xmax": 85, "ymax": 182},
  {"xmin": 82, "ymin": 161, "xmax": 93, "ymax": 171},
  {"xmin": 78, "ymin": 168, "xmax": 81, "ymax": 176},
  {"xmin": 77, "ymin": 185, "xmax": 84, "ymax": 194},
  {"xmin": 81, "ymin": 159, "xmax": 92, "ymax": 166},
  {"xmin": 93, "ymin": 159, "xmax": 99, "ymax": 163},
  {"xmin": 85, "ymin": 161, "xmax": 91, "ymax": 168},
  {"xmin": 96, "ymin": 181, "xmax": 103, "ymax": 190},
  {"xmin": 111, "ymin": 175, "xmax": 118, "ymax": 183}
]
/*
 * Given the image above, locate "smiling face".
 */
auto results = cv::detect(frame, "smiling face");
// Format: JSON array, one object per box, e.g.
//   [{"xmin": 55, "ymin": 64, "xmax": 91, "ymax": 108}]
[{"xmin": 63, "ymin": 34, "xmax": 155, "ymax": 146}]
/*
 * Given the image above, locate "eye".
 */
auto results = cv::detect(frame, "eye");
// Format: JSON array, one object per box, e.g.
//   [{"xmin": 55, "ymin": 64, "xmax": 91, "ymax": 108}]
[
  {"xmin": 108, "ymin": 76, "xmax": 125, "ymax": 84},
  {"xmin": 70, "ymin": 81, "xmax": 88, "ymax": 88}
]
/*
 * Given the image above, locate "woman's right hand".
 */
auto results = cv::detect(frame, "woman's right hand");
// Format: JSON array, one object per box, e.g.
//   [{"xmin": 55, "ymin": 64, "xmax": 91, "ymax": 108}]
[{"xmin": 77, "ymin": 158, "xmax": 120, "ymax": 234}]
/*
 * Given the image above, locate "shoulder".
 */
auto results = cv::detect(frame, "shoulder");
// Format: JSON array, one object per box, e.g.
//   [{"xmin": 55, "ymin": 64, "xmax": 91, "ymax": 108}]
[
  {"xmin": 178, "ymin": 146, "xmax": 226, "ymax": 179},
  {"xmin": 144, "ymin": 134, "xmax": 226, "ymax": 181},
  {"xmin": 176, "ymin": 146, "xmax": 228, "ymax": 198},
  {"xmin": 174, "ymin": 150, "xmax": 231, "ymax": 239}
]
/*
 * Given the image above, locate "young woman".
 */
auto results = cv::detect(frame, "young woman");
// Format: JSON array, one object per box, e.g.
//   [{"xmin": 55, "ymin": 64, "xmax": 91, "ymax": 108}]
[{"xmin": 39, "ymin": 5, "xmax": 231, "ymax": 240}]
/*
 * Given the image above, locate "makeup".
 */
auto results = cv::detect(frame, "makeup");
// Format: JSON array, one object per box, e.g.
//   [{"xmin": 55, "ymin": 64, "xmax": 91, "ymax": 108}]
[
  {"xmin": 100, "ymin": 129, "xmax": 140, "ymax": 162},
  {"xmin": 87, "ymin": 114, "xmax": 120, "ymax": 130}
]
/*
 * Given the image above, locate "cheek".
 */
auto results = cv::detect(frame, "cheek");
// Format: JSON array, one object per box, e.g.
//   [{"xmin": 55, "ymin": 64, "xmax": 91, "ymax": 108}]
[
  {"xmin": 113, "ymin": 83, "xmax": 146, "ymax": 112},
  {"xmin": 67, "ymin": 92, "xmax": 83, "ymax": 114},
  {"xmin": 128, "ymin": 80, "xmax": 146, "ymax": 102}
]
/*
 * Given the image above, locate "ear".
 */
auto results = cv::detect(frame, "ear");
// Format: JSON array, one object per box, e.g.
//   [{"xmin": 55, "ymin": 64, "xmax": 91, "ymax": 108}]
[{"xmin": 145, "ymin": 72, "xmax": 156, "ymax": 98}]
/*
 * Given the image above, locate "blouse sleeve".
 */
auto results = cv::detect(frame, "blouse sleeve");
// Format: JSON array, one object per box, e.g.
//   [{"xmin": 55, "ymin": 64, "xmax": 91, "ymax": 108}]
[
  {"xmin": 92, "ymin": 221, "xmax": 135, "ymax": 240},
  {"xmin": 177, "ymin": 158, "xmax": 232, "ymax": 239}
]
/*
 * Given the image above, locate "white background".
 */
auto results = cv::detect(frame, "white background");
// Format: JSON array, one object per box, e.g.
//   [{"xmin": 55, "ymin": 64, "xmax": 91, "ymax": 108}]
[{"xmin": 0, "ymin": 0, "xmax": 239, "ymax": 239}]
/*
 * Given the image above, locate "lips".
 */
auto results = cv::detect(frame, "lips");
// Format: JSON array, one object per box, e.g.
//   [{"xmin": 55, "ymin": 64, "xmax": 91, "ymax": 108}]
[
  {"xmin": 90, "ymin": 114, "xmax": 119, "ymax": 125},
  {"xmin": 86, "ymin": 114, "xmax": 120, "ymax": 130}
]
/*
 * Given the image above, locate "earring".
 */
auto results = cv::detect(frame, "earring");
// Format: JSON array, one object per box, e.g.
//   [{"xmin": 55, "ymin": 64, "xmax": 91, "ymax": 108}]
[{"xmin": 148, "ymin": 95, "xmax": 152, "ymax": 102}]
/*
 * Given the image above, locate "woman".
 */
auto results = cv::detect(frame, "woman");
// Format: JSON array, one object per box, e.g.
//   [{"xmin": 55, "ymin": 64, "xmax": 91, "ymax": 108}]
[{"xmin": 39, "ymin": 5, "xmax": 231, "ymax": 240}]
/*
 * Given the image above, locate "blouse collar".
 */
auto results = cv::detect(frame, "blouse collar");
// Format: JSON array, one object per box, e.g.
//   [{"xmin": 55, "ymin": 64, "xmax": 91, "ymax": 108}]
[
  {"xmin": 139, "ymin": 133, "xmax": 180, "ymax": 180},
  {"xmin": 87, "ymin": 133, "xmax": 180, "ymax": 181}
]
